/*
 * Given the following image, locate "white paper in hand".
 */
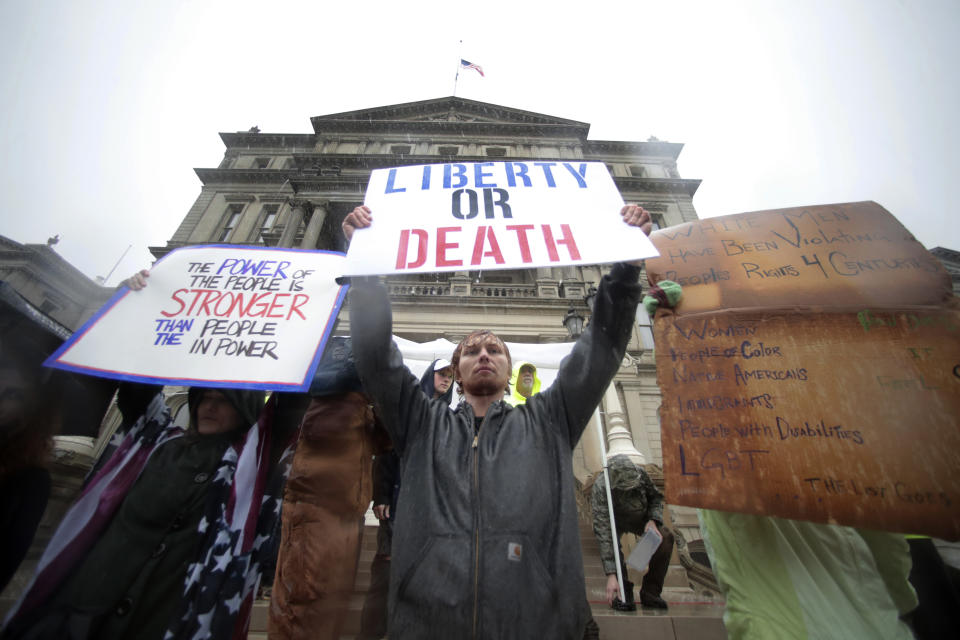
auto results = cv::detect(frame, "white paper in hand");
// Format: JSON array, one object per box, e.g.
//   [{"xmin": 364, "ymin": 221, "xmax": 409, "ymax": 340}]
[{"xmin": 626, "ymin": 527, "xmax": 664, "ymax": 573}]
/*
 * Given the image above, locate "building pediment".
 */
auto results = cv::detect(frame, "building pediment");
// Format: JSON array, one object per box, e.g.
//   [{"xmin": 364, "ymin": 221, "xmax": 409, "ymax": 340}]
[{"xmin": 310, "ymin": 97, "xmax": 587, "ymax": 133}]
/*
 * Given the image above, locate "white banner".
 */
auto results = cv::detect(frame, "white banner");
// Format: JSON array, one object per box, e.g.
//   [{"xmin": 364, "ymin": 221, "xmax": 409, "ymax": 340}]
[
  {"xmin": 343, "ymin": 161, "xmax": 660, "ymax": 275},
  {"xmin": 45, "ymin": 246, "xmax": 348, "ymax": 391}
]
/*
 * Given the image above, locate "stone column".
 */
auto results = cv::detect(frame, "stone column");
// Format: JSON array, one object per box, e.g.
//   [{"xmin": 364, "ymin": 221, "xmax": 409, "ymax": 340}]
[
  {"xmin": 300, "ymin": 201, "xmax": 328, "ymax": 250},
  {"xmin": 279, "ymin": 198, "xmax": 308, "ymax": 248},
  {"xmin": 602, "ymin": 382, "xmax": 645, "ymax": 464}
]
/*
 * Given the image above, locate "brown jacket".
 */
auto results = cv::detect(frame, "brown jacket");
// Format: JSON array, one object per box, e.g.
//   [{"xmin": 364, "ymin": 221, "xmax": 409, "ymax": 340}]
[{"xmin": 269, "ymin": 391, "xmax": 385, "ymax": 640}]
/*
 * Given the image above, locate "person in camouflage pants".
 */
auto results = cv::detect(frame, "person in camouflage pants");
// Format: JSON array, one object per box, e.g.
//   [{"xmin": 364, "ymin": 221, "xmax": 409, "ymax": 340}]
[{"xmin": 590, "ymin": 454, "xmax": 674, "ymax": 609}]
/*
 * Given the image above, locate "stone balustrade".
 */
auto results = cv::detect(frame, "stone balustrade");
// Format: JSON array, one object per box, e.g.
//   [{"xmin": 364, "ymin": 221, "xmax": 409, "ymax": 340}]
[{"xmin": 387, "ymin": 281, "xmax": 540, "ymax": 299}]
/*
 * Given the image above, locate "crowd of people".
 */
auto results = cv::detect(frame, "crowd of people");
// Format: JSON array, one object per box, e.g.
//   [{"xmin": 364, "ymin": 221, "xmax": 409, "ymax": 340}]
[
  {"xmin": 1, "ymin": 201, "xmax": 954, "ymax": 639},
  {"xmin": 0, "ymin": 204, "xmax": 656, "ymax": 640}
]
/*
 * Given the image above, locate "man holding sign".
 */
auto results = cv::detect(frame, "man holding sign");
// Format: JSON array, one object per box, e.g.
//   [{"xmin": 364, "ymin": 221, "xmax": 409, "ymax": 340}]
[{"xmin": 345, "ymin": 204, "xmax": 651, "ymax": 639}]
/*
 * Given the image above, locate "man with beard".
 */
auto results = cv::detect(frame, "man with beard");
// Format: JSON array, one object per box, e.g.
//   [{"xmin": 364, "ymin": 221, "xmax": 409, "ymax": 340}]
[
  {"xmin": 505, "ymin": 362, "xmax": 540, "ymax": 407},
  {"xmin": 343, "ymin": 204, "xmax": 651, "ymax": 639}
]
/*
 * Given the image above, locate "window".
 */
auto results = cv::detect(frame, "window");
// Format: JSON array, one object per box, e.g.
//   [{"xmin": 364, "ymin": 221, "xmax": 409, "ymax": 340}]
[
  {"xmin": 485, "ymin": 147, "xmax": 507, "ymax": 157},
  {"xmin": 438, "ymin": 145, "xmax": 459, "ymax": 156},
  {"xmin": 605, "ymin": 164, "xmax": 616, "ymax": 176},
  {"xmin": 258, "ymin": 205, "xmax": 279, "ymax": 241},
  {"xmin": 390, "ymin": 145, "xmax": 412, "ymax": 155},
  {"xmin": 636, "ymin": 305, "xmax": 655, "ymax": 352},
  {"xmin": 255, "ymin": 157, "xmax": 270, "ymax": 169},
  {"xmin": 628, "ymin": 164, "xmax": 646, "ymax": 178},
  {"xmin": 219, "ymin": 205, "xmax": 243, "ymax": 242}
]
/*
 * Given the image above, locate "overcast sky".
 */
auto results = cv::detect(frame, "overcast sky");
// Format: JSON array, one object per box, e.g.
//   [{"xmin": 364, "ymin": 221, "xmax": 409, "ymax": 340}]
[{"xmin": 1, "ymin": 0, "xmax": 957, "ymax": 284}]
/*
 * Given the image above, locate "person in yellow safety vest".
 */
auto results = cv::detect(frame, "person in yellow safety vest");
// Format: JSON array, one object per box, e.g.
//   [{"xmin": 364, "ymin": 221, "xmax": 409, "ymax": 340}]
[{"xmin": 506, "ymin": 362, "xmax": 541, "ymax": 406}]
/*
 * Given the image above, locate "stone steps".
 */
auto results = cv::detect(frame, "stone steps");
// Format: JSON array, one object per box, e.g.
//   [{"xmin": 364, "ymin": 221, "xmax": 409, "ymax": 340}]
[{"xmin": 249, "ymin": 522, "xmax": 727, "ymax": 639}]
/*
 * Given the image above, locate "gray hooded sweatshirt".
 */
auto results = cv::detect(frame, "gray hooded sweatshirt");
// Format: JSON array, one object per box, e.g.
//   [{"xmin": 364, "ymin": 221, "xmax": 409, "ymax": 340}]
[{"xmin": 350, "ymin": 263, "xmax": 642, "ymax": 640}]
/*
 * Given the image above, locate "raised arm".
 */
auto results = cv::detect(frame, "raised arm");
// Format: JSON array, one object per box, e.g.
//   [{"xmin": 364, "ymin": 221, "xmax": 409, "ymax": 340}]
[
  {"xmin": 536, "ymin": 205, "xmax": 649, "ymax": 444},
  {"xmin": 346, "ymin": 206, "xmax": 433, "ymax": 455}
]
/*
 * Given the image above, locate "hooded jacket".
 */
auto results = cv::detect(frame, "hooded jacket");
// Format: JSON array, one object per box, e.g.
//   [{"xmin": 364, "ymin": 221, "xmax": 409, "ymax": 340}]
[
  {"xmin": 506, "ymin": 362, "xmax": 542, "ymax": 406},
  {"xmin": 419, "ymin": 359, "xmax": 455, "ymax": 406},
  {"xmin": 351, "ymin": 263, "xmax": 642, "ymax": 640}
]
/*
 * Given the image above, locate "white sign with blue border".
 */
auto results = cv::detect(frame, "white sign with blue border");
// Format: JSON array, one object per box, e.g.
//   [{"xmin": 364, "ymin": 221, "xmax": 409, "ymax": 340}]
[{"xmin": 45, "ymin": 246, "xmax": 347, "ymax": 391}]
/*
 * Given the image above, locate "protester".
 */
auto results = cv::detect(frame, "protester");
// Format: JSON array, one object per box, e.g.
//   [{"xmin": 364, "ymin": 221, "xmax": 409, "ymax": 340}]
[
  {"xmin": 589, "ymin": 454, "xmax": 674, "ymax": 610},
  {"xmin": 3, "ymin": 271, "xmax": 300, "ymax": 640},
  {"xmin": 269, "ymin": 337, "xmax": 391, "ymax": 640},
  {"xmin": 343, "ymin": 203, "xmax": 651, "ymax": 639},
  {"xmin": 505, "ymin": 362, "xmax": 540, "ymax": 406},
  {"xmin": 358, "ymin": 358, "xmax": 454, "ymax": 640}
]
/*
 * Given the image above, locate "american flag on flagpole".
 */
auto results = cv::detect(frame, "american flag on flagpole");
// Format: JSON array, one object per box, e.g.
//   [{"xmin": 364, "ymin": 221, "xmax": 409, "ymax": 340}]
[{"xmin": 460, "ymin": 59, "xmax": 485, "ymax": 77}]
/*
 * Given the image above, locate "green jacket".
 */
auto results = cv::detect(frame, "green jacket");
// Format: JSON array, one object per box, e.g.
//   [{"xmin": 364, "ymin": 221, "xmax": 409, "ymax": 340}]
[
  {"xmin": 590, "ymin": 455, "xmax": 664, "ymax": 575},
  {"xmin": 699, "ymin": 510, "xmax": 916, "ymax": 640}
]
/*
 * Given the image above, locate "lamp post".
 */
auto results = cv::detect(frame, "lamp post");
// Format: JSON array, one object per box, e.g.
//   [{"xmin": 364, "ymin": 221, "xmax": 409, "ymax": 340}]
[
  {"xmin": 562, "ymin": 307, "xmax": 585, "ymax": 338},
  {"xmin": 584, "ymin": 285, "xmax": 598, "ymax": 313}
]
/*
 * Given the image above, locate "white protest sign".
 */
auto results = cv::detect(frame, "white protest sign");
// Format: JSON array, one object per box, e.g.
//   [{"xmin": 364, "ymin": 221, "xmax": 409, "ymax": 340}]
[
  {"xmin": 342, "ymin": 161, "xmax": 660, "ymax": 276},
  {"xmin": 45, "ymin": 246, "xmax": 348, "ymax": 391}
]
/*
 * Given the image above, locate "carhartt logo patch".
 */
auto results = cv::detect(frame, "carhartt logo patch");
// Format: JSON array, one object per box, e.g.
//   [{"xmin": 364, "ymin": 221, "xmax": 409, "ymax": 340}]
[{"xmin": 507, "ymin": 542, "xmax": 522, "ymax": 561}]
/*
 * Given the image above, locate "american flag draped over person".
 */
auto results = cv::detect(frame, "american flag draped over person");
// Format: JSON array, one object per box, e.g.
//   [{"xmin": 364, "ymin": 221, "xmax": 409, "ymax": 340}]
[{"xmin": 5, "ymin": 393, "xmax": 298, "ymax": 640}]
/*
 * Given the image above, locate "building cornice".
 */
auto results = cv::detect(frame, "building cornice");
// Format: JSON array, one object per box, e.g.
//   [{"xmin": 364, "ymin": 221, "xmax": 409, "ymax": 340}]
[
  {"xmin": 194, "ymin": 169, "xmax": 294, "ymax": 185},
  {"xmin": 584, "ymin": 139, "xmax": 684, "ymax": 160},
  {"xmin": 219, "ymin": 132, "xmax": 317, "ymax": 149},
  {"xmin": 215, "ymin": 99, "xmax": 684, "ymax": 164},
  {"xmin": 310, "ymin": 120, "xmax": 591, "ymax": 139},
  {"xmin": 287, "ymin": 154, "xmax": 583, "ymax": 170},
  {"xmin": 194, "ymin": 165, "xmax": 700, "ymax": 197},
  {"xmin": 614, "ymin": 176, "xmax": 701, "ymax": 197},
  {"xmin": 311, "ymin": 96, "xmax": 589, "ymax": 129},
  {"xmin": 930, "ymin": 246, "xmax": 960, "ymax": 261}
]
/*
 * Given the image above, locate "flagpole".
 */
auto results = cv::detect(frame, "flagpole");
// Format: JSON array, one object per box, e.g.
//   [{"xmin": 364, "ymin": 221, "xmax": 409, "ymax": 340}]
[
  {"xmin": 594, "ymin": 407, "xmax": 627, "ymax": 603},
  {"xmin": 453, "ymin": 40, "xmax": 462, "ymax": 96}
]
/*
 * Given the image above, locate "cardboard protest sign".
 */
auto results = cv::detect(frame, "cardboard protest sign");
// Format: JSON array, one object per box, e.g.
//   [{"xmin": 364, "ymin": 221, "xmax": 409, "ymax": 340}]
[
  {"xmin": 342, "ymin": 161, "xmax": 659, "ymax": 275},
  {"xmin": 46, "ymin": 246, "xmax": 348, "ymax": 391},
  {"xmin": 647, "ymin": 202, "xmax": 960, "ymax": 539},
  {"xmin": 646, "ymin": 201, "xmax": 951, "ymax": 313}
]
